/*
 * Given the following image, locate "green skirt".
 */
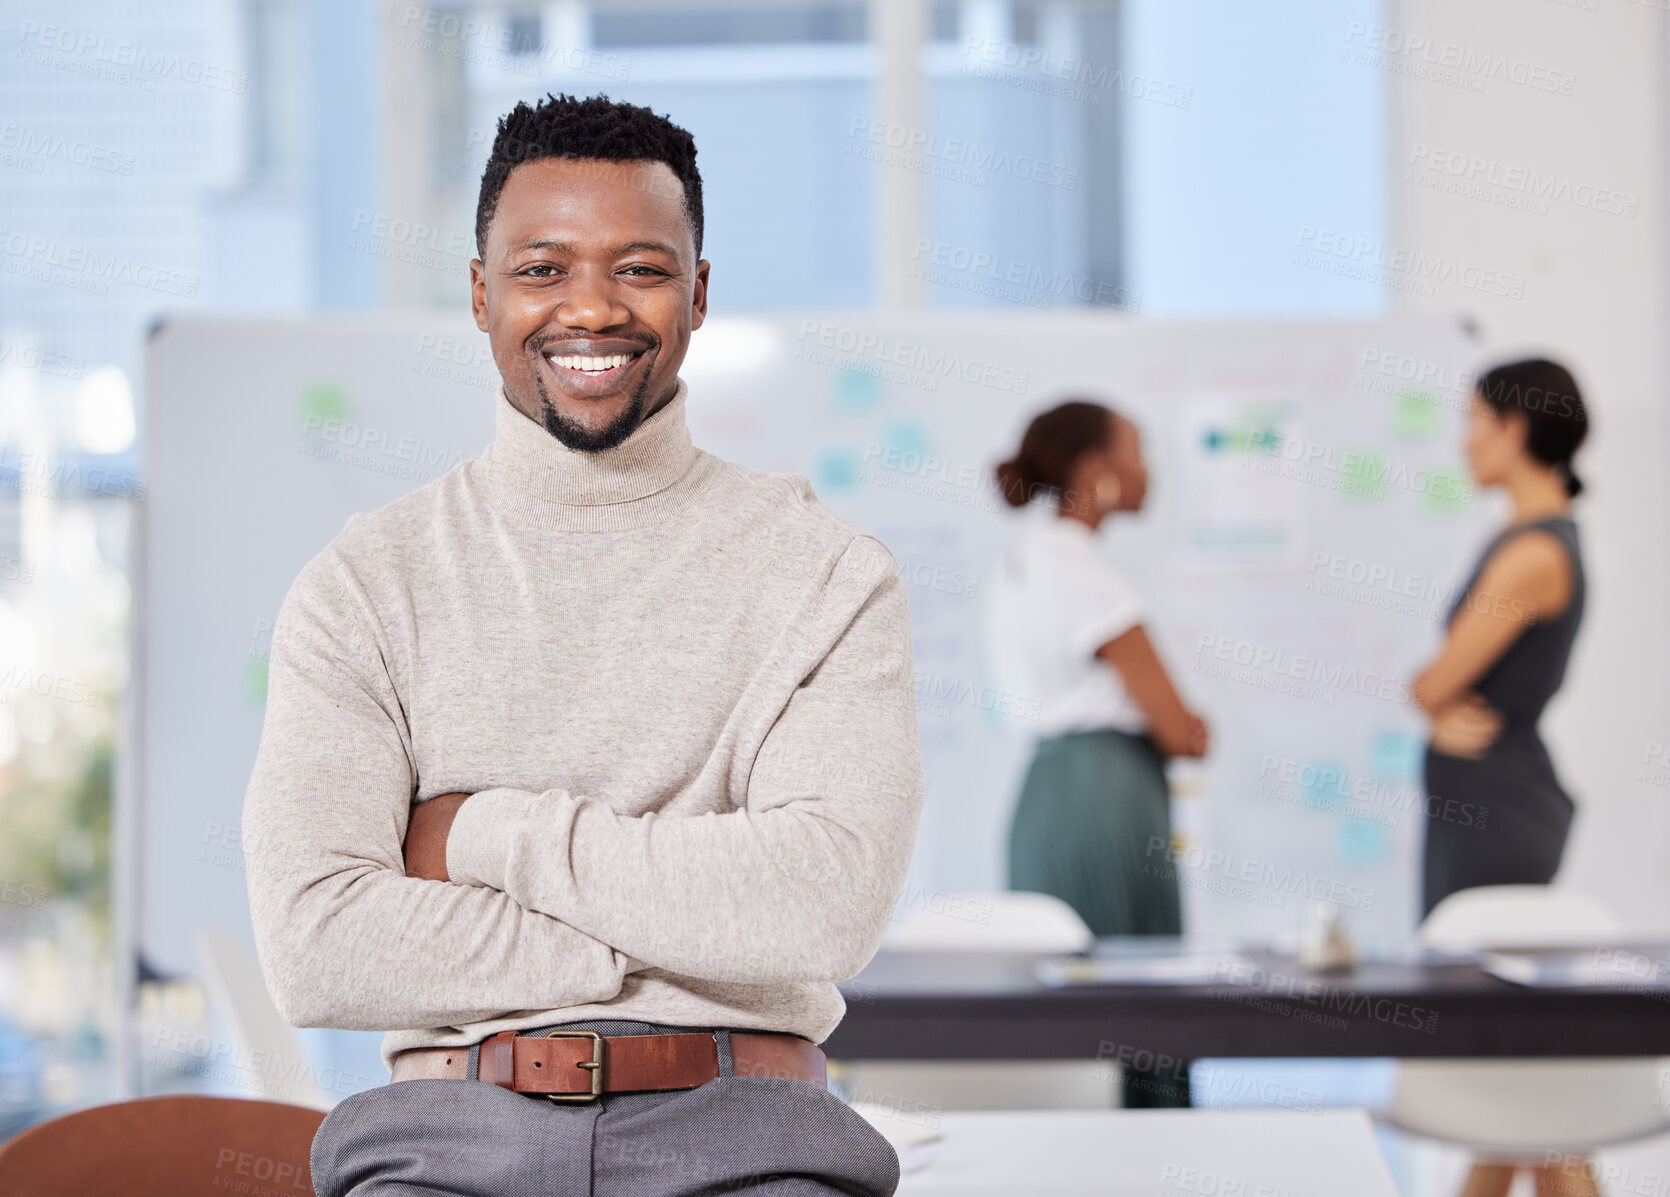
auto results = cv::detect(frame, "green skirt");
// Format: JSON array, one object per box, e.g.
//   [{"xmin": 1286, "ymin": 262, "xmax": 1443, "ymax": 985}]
[{"xmin": 1007, "ymin": 727, "xmax": 1181, "ymax": 937}]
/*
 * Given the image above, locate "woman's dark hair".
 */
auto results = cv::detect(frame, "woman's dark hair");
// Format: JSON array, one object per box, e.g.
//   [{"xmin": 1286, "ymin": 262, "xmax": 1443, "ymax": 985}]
[
  {"xmin": 994, "ymin": 400, "xmax": 1115, "ymax": 508},
  {"xmin": 1475, "ymin": 358, "xmax": 1589, "ymax": 497}
]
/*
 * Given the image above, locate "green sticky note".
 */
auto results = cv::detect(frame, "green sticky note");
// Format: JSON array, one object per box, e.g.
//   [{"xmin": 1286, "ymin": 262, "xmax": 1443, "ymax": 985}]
[
  {"xmin": 1340, "ymin": 450, "xmax": 1388, "ymax": 501},
  {"xmin": 302, "ymin": 383, "xmax": 349, "ymax": 427},
  {"xmin": 246, "ymin": 657, "xmax": 269, "ymax": 704},
  {"xmin": 1423, "ymin": 466, "xmax": 1472, "ymax": 516},
  {"xmin": 1391, "ymin": 389, "xmax": 1442, "ymax": 442}
]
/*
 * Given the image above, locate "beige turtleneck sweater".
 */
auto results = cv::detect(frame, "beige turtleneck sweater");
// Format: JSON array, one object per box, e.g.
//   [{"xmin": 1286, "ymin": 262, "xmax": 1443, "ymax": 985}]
[{"xmin": 241, "ymin": 377, "xmax": 926, "ymax": 1072}]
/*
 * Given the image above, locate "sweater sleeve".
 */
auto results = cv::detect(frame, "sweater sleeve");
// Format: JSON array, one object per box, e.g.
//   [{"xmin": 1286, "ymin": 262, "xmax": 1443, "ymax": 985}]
[
  {"xmin": 242, "ymin": 550, "xmax": 632, "ymax": 1031},
  {"xmin": 445, "ymin": 534, "xmax": 927, "ymax": 985}
]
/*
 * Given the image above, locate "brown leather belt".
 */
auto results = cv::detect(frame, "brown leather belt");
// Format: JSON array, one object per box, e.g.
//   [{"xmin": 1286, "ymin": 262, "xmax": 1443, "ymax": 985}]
[{"xmin": 390, "ymin": 1029, "xmax": 827, "ymax": 1101}]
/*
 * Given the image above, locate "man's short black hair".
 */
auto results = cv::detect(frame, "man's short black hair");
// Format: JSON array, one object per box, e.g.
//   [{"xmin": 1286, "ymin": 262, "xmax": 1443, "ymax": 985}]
[{"xmin": 474, "ymin": 92, "xmax": 704, "ymax": 261}]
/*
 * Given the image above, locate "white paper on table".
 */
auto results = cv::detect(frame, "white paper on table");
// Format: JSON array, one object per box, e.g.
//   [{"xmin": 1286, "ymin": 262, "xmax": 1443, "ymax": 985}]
[{"xmin": 1034, "ymin": 952, "xmax": 1259, "ymax": 987}]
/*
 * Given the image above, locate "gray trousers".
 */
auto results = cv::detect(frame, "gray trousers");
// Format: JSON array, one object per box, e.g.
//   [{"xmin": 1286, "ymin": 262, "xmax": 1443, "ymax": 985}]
[{"xmin": 310, "ymin": 1019, "xmax": 900, "ymax": 1196}]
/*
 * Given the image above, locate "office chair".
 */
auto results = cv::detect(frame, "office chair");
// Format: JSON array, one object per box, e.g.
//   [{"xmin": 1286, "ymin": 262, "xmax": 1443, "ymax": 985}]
[
  {"xmin": 884, "ymin": 888, "xmax": 1096, "ymax": 953},
  {"xmin": 0, "ymin": 1094, "xmax": 325, "ymax": 1195},
  {"xmin": 1387, "ymin": 885, "xmax": 1670, "ymax": 1197}
]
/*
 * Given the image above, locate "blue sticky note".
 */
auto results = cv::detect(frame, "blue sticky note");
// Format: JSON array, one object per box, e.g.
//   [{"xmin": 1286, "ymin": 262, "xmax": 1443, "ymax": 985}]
[
  {"xmin": 816, "ymin": 449, "xmax": 861, "ymax": 493},
  {"xmin": 1369, "ymin": 730, "xmax": 1422, "ymax": 780},
  {"xmin": 1338, "ymin": 818, "xmax": 1389, "ymax": 865},
  {"xmin": 1299, "ymin": 760, "xmax": 1350, "ymax": 812},
  {"xmin": 882, "ymin": 420, "xmax": 929, "ymax": 459},
  {"xmin": 834, "ymin": 367, "xmax": 882, "ymax": 410}
]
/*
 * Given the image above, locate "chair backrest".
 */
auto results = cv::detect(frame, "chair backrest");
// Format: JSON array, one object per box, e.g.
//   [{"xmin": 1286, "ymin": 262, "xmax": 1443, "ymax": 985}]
[
  {"xmin": 883, "ymin": 889, "xmax": 1095, "ymax": 953},
  {"xmin": 1419, "ymin": 885, "xmax": 1622, "ymax": 951},
  {"xmin": 0, "ymin": 1096, "xmax": 324, "ymax": 1195}
]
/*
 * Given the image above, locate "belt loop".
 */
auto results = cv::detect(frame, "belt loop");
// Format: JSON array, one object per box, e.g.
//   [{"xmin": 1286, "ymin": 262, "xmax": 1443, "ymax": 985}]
[
  {"xmin": 715, "ymin": 1029, "xmax": 734, "ymax": 1078},
  {"xmin": 466, "ymin": 1041, "xmax": 481, "ymax": 1082}
]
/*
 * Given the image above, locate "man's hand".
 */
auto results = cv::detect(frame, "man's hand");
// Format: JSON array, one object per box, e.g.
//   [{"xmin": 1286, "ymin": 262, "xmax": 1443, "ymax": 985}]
[{"xmin": 403, "ymin": 792, "xmax": 472, "ymax": 881}]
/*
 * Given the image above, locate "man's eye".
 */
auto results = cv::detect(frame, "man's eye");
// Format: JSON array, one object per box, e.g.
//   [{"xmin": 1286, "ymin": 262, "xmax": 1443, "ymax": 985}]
[
  {"xmin": 622, "ymin": 265, "xmax": 665, "ymax": 277},
  {"xmin": 521, "ymin": 264, "xmax": 559, "ymax": 277}
]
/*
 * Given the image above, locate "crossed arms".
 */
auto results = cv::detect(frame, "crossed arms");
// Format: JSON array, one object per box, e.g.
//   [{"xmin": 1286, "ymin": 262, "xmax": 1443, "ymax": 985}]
[{"xmin": 241, "ymin": 535, "xmax": 925, "ymax": 1031}]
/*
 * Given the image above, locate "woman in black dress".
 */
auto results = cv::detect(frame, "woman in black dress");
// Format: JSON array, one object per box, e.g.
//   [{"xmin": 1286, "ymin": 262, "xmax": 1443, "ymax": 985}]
[{"xmin": 1412, "ymin": 358, "xmax": 1589, "ymax": 919}]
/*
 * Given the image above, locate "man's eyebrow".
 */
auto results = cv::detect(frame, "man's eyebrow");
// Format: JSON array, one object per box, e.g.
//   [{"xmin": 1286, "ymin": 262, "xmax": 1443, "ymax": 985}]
[{"xmin": 508, "ymin": 237, "xmax": 682, "ymax": 257}]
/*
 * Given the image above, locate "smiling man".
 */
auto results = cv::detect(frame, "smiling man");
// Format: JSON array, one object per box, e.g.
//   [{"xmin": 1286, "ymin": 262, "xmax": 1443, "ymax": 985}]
[{"xmin": 242, "ymin": 93, "xmax": 925, "ymax": 1196}]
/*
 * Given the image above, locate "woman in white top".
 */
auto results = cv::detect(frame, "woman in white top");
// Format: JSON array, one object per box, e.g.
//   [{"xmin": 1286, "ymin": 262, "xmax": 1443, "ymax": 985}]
[{"xmin": 984, "ymin": 400, "xmax": 1210, "ymax": 1106}]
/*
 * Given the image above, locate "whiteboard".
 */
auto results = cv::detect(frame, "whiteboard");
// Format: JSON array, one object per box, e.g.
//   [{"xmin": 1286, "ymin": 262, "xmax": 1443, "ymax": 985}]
[{"xmin": 140, "ymin": 311, "xmax": 1484, "ymax": 992}]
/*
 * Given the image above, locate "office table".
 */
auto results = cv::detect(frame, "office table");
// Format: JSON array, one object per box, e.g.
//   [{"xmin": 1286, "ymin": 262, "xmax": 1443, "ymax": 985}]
[
  {"xmin": 828, "ymin": 944, "xmax": 1670, "ymax": 1060},
  {"xmin": 891, "ymin": 1108, "xmax": 1398, "ymax": 1196}
]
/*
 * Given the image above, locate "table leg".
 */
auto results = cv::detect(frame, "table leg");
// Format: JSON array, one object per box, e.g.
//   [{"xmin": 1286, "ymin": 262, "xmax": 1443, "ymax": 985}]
[
  {"xmin": 1533, "ymin": 1156, "xmax": 1601, "ymax": 1197},
  {"xmin": 1460, "ymin": 1162, "xmax": 1516, "ymax": 1197}
]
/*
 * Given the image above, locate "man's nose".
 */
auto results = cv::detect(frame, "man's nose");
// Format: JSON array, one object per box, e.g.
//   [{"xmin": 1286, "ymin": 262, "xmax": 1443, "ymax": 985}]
[{"xmin": 555, "ymin": 266, "xmax": 630, "ymax": 330}]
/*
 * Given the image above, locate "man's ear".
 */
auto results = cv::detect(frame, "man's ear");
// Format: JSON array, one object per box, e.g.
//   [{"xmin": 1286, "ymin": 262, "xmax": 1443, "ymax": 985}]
[
  {"xmin": 469, "ymin": 258, "xmax": 489, "ymax": 333},
  {"xmin": 691, "ymin": 258, "xmax": 711, "ymax": 331}
]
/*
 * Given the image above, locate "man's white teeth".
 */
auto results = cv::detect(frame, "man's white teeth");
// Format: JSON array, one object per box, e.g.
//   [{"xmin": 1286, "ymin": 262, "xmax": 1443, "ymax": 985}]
[{"xmin": 548, "ymin": 353, "xmax": 635, "ymax": 373}]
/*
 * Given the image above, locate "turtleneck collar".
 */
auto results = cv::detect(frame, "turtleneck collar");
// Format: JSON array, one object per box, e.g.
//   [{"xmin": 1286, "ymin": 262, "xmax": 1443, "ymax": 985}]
[{"xmin": 483, "ymin": 375, "xmax": 716, "ymax": 532}]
